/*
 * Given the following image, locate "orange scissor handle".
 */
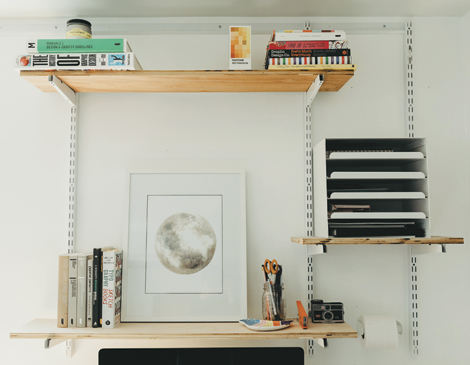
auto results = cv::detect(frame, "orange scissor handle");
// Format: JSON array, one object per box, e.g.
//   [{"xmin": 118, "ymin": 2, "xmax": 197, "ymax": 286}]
[{"xmin": 264, "ymin": 259, "xmax": 279, "ymax": 274}]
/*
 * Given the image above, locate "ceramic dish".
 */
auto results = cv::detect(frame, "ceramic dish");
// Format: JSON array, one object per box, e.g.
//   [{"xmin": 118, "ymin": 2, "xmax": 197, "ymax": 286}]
[{"xmin": 239, "ymin": 319, "xmax": 294, "ymax": 331}]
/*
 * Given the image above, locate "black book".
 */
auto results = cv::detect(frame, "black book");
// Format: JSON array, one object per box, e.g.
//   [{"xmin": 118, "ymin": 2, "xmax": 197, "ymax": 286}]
[
  {"xmin": 267, "ymin": 48, "xmax": 351, "ymax": 58},
  {"xmin": 92, "ymin": 248, "xmax": 102, "ymax": 328}
]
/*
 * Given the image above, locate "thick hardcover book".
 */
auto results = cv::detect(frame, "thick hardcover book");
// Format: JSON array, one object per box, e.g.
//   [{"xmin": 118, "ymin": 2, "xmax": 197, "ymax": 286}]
[
  {"xmin": 25, "ymin": 38, "xmax": 131, "ymax": 54},
  {"xmin": 267, "ymin": 64, "xmax": 356, "ymax": 70},
  {"xmin": 274, "ymin": 30, "xmax": 346, "ymax": 41},
  {"xmin": 77, "ymin": 254, "xmax": 92, "ymax": 327},
  {"xmin": 267, "ymin": 40, "xmax": 349, "ymax": 50},
  {"xmin": 15, "ymin": 52, "xmax": 142, "ymax": 70},
  {"xmin": 57, "ymin": 254, "xmax": 71, "ymax": 328},
  {"xmin": 267, "ymin": 49, "xmax": 350, "ymax": 58},
  {"xmin": 68, "ymin": 255, "xmax": 78, "ymax": 327},
  {"xmin": 86, "ymin": 258, "xmax": 93, "ymax": 327},
  {"xmin": 266, "ymin": 56, "xmax": 353, "ymax": 69},
  {"xmin": 92, "ymin": 247, "xmax": 113, "ymax": 327},
  {"xmin": 102, "ymin": 249, "xmax": 123, "ymax": 329}
]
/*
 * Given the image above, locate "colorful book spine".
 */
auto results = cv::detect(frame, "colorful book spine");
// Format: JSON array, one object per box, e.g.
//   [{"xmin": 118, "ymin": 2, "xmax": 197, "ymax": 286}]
[
  {"xmin": 25, "ymin": 38, "xmax": 131, "ymax": 54},
  {"xmin": 267, "ymin": 40, "xmax": 349, "ymax": 50},
  {"xmin": 68, "ymin": 255, "xmax": 78, "ymax": 327},
  {"xmin": 15, "ymin": 52, "xmax": 141, "ymax": 70},
  {"xmin": 274, "ymin": 30, "xmax": 346, "ymax": 41},
  {"xmin": 57, "ymin": 254, "xmax": 70, "ymax": 328},
  {"xmin": 266, "ymin": 56, "xmax": 353, "ymax": 69},
  {"xmin": 102, "ymin": 249, "xmax": 123, "ymax": 329},
  {"xmin": 267, "ymin": 49, "xmax": 350, "ymax": 58},
  {"xmin": 267, "ymin": 64, "xmax": 356, "ymax": 70}
]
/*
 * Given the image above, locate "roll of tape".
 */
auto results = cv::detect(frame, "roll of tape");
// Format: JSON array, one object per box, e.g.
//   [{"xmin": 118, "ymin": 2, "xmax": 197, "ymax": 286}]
[{"xmin": 358, "ymin": 315, "xmax": 402, "ymax": 349}]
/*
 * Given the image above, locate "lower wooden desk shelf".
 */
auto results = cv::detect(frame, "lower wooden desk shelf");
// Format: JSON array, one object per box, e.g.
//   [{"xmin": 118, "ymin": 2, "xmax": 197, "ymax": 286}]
[{"xmin": 11, "ymin": 318, "xmax": 357, "ymax": 341}]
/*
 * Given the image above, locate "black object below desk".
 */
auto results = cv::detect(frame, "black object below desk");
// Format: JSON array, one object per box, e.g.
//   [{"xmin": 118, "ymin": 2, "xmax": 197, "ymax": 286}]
[{"xmin": 99, "ymin": 347, "xmax": 304, "ymax": 365}]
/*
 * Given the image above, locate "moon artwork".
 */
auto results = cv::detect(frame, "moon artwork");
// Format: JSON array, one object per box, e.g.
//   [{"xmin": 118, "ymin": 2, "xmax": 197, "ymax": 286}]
[
  {"xmin": 155, "ymin": 213, "xmax": 217, "ymax": 275},
  {"xmin": 145, "ymin": 195, "xmax": 223, "ymax": 294}
]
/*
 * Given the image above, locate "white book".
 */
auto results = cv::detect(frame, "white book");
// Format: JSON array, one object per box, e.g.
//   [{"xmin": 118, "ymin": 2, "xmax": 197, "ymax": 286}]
[
  {"xmin": 275, "ymin": 30, "xmax": 346, "ymax": 41},
  {"xmin": 86, "ymin": 258, "xmax": 93, "ymax": 327},
  {"xmin": 15, "ymin": 52, "xmax": 142, "ymax": 70},
  {"xmin": 77, "ymin": 253, "xmax": 92, "ymax": 328},
  {"xmin": 102, "ymin": 249, "xmax": 123, "ymax": 329},
  {"xmin": 68, "ymin": 255, "xmax": 78, "ymax": 327},
  {"xmin": 328, "ymin": 151, "xmax": 424, "ymax": 159},
  {"xmin": 330, "ymin": 212, "xmax": 427, "ymax": 219},
  {"xmin": 330, "ymin": 171, "xmax": 426, "ymax": 179}
]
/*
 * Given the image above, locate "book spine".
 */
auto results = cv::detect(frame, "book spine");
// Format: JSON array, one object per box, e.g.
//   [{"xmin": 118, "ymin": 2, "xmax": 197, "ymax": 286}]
[
  {"xmin": 57, "ymin": 255, "xmax": 69, "ymax": 328},
  {"xmin": 102, "ymin": 250, "xmax": 123, "ymax": 329},
  {"xmin": 102, "ymin": 251, "xmax": 114, "ymax": 329},
  {"xmin": 274, "ymin": 31, "xmax": 346, "ymax": 41},
  {"xmin": 267, "ymin": 40, "xmax": 349, "ymax": 50},
  {"xmin": 77, "ymin": 255, "xmax": 87, "ymax": 328},
  {"xmin": 267, "ymin": 63, "xmax": 356, "ymax": 70},
  {"xmin": 68, "ymin": 255, "xmax": 78, "ymax": 327},
  {"xmin": 266, "ymin": 56, "xmax": 353, "ymax": 69},
  {"xmin": 92, "ymin": 248, "xmax": 101, "ymax": 328},
  {"xmin": 86, "ymin": 258, "xmax": 93, "ymax": 327},
  {"xmin": 15, "ymin": 52, "xmax": 139, "ymax": 70},
  {"xmin": 267, "ymin": 49, "xmax": 350, "ymax": 58},
  {"xmin": 26, "ymin": 38, "xmax": 128, "ymax": 54}
]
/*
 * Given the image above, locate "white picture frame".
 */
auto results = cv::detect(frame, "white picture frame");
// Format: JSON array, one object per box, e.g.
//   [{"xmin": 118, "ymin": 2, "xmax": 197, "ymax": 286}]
[{"xmin": 122, "ymin": 170, "xmax": 247, "ymax": 322}]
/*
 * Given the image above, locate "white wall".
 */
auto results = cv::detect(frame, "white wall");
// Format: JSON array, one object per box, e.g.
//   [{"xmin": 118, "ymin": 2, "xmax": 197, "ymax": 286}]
[{"xmin": 0, "ymin": 17, "xmax": 468, "ymax": 365}]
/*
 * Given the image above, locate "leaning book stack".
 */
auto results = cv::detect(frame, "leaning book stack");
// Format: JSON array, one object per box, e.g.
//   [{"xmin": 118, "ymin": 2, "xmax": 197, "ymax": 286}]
[
  {"xmin": 265, "ymin": 30, "xmax": 354, "ymax": 70},
  {"xmin": 57, "ymin": 247, "xmax": 123, "ymax": 329},
  {"xmin": 15, "ymin": 38, "xmax": 142, "ymax": 70}
]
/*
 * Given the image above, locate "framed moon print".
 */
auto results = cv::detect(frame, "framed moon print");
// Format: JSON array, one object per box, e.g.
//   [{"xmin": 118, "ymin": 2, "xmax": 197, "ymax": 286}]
[{"xmin": 122, "ymin": 171, "xmax": 246, "ymax": 322}]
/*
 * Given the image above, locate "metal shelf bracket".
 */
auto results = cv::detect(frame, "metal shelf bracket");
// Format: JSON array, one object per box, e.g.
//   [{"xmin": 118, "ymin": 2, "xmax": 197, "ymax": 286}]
[
  {"xmin": 45, "ymin": 339, "xmax": 74, "ymax": 358},
  {"xmin": 48, "ymin": 75, "xmax": 76, "ymax": 107}
]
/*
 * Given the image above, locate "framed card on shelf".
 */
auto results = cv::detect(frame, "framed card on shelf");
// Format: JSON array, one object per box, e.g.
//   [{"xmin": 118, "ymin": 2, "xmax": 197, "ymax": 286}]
[{"xmin": 122, "ymin": 170, "xmax": 247, "ymax": 322}]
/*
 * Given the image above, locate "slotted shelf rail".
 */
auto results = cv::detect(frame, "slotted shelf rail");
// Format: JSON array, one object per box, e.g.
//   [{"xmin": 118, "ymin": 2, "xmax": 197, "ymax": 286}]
[{"xmin": 19, "ymin": 68, "xmax": 355, "ymax": 93}]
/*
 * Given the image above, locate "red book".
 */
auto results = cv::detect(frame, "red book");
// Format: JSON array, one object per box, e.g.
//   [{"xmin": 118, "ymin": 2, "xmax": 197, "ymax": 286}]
[{"xmin": 267, "ymin": 40, "xmax": 349, "ymax": 50}]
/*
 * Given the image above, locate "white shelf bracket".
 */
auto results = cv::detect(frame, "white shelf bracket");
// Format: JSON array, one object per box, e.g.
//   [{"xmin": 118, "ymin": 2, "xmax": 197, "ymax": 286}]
[
  {"xmin": 48, "ymin": 75, "xmax": 76, "ymax": 107},
  {"xmin": 306, "ymin": 74, "xmax": 324, "ymax": 106},
  {"xmin": 412, "ymin": 243, "xmax": 446, "ymax": 255},
  {"xmin": 44, "ymin": 339, "xmax": 74, "ymax": 358}
]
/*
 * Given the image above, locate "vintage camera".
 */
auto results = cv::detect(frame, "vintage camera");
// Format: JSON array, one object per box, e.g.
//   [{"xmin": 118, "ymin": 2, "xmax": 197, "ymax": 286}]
[{"xmin": 310, "ymin": 299, "xmax": 344, "ymax": 323}]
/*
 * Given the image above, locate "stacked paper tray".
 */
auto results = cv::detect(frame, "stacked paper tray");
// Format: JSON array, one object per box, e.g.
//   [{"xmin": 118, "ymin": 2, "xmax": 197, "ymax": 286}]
[
  {"xmin": 329, "ymin": 192, "xmax": 426, "ymax": 199},
  {"xmin": 329, "ymin": 172, "xmax": 426, "ymax": 179}
]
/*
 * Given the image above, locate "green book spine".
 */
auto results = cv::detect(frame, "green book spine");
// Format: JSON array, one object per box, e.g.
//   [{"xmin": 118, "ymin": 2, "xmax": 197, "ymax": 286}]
[{"xmin": 27, "ymin": 39, "xmax": 128, "ymax": 53}]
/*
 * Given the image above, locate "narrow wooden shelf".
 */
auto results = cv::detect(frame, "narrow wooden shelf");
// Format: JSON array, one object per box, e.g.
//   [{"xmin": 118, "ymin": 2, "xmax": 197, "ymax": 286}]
[
  {"xmin": 291, "ymin": 236, "xmax": 464, "ymax": 245},
  {"xmin": 11, "ymin": 319, "xmax": 357, "ymax": 341},
  {"xmin": 19, "ymin": 68, "xmax": 355, "ymax": 93}
]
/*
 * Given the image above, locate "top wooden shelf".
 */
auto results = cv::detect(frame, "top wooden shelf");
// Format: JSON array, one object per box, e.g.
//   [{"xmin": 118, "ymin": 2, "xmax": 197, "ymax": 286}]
[
  {"xmin": 291, "ymin": 236, "xmax": 464, "ymax": 245},
  {"xmin": 10, "ymin": 318, "xmax": 357, "ymax": 341},
  {"xmin": 19, "ymin": 68, "xmax": 355, "ymax": 93}
]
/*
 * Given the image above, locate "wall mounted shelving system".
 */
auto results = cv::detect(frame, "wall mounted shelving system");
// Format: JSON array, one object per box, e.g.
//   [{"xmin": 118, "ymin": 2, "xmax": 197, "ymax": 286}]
[{"xmin": 11, "ymin": 67, "xmax": 358, "ymax": 358}]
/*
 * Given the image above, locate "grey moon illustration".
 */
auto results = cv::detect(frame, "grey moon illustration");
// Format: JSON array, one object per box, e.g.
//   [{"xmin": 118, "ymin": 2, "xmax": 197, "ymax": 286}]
[{"xmin": 155, "ymin": 212, "xmax": 217, "ymax": 275}]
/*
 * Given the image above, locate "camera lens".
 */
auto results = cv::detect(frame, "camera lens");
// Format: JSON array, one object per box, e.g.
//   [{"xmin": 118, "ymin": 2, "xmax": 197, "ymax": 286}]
[{"xmin": 323, "ymin": 311, "xmax": 334, "ymax": 321}]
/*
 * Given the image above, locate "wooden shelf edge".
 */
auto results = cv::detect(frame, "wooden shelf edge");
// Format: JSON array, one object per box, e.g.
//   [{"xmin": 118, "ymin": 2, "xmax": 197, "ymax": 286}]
[
  {"xmin": 10, "ymin": 319, "xmax": 357, "ymax": 341},
  {"xmin": 19, "ymin": 69, "xmax": 355, "ymax": 93},
  {"xmin": 291, "ymin": 236, "xmax": 464, "ymax": 245}
]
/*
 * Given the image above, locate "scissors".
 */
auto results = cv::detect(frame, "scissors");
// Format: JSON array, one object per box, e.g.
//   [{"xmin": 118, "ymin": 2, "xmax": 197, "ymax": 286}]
[{"xmin": 263, "ymin": 259, "xmax": 279, "ymax": 283}]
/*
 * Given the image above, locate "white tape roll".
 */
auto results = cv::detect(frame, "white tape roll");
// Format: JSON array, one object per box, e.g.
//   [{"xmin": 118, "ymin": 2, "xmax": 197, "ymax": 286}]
[{"xmin": 358, "ymin": 315, "xmax": 402, "ymax": 349}]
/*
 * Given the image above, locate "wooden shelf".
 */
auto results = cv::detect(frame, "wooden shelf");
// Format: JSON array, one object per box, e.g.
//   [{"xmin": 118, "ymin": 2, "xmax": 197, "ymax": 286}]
[
  {"xmin": 19, "ymin": 68, "xmax": 355, "ymax": 93},
  {"xmin": 10, "ymin": 319, "xmax": 357, "ymax": 340},
  {"xmin": 291, "ymin": 236, "xmax": 464, "ymax": 245}
]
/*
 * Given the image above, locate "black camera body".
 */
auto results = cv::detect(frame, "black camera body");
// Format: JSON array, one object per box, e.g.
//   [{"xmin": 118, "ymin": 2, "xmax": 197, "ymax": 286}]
[{"xmin": 310, "ymin": 299, "xmax": 344, "ymax": 323}]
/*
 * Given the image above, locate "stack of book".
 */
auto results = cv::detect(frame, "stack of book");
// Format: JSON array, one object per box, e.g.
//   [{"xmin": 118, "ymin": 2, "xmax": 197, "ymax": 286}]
[
  {"xmin": 264, "ymin": 30, "xmax": 353, "ymax": 70},
  {"xmin": 15, "ymin": 38, "xmax": 142, "ymax": 70},
  {"xmin": 57, "ymin": 247, "xmax": 123, "ymax": 329}
]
